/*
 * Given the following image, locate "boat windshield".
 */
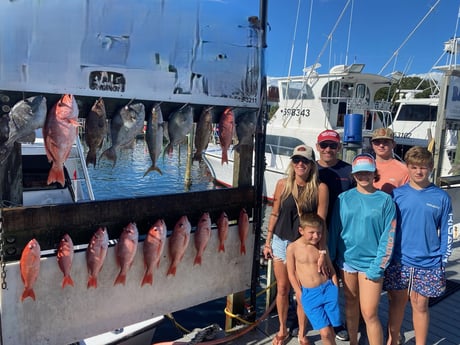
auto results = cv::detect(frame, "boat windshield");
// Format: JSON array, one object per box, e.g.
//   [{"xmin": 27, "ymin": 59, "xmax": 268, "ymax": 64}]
[
  {"xmin": 281, "ymin": 81, "xmax": 314, "ymax": 100},
  {"xmin": 397, "ymin": 104, "xmax": 437, "ymax": 122}
]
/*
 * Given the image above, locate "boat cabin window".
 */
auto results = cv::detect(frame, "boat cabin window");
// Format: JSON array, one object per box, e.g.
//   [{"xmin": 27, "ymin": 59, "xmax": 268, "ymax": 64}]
[
  {"xmin": 281, "ymin": 81, "xmax": 314, "ymax": 100},
  {"xmin": 321, "ymin": 81, "xmax": 340, "ymax": 104},
  {"xmin": 355, "ymin": 83, "xmax": 370, "ymax": 103},
  {"xmin": 268, "ymin": 86, "xmax": 280, "ymax": 102},
  {"xmin": 396, "ymin": 104, "xmax": 437, "ymax": 122},
  {"xmin": 265, "ymin": 135, "xmax": 305, "ymax": 156}
]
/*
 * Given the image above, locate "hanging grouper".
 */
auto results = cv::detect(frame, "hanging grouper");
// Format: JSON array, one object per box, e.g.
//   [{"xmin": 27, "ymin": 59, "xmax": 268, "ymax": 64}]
[
  {"xmin": 192, "ymin": 106, "xmax": 213, "ymax": 162},
  {"xmin": 84, "ymin": 97, "xmax": 107, "ymax": 168}
]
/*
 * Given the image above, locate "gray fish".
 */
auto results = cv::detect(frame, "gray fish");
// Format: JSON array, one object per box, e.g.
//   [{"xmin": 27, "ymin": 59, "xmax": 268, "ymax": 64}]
[
  {"xmin": 99, "ymin": 102, "xmax": 145, "ymax": 167},
  {"xmin": 233, "ymin": 110, "xmax": 256, "ymax": 153},
  {"xmin": 193, "ymin": 106, "xmax": 213, "ymax": 162},
  {"xmin": 0, "ymin": 115, "xmax": 9, "ymax": 144},
  {"xmin": 0, "ymin": 95, "xmax": 47, "ymax": 163},
  {"xmin": 143, "ymin": 104, "xmax": 164, "ymax": 176},
  {"xmin": 85, "ymin": 98, "xmax": 107, "ymax": 168},
  {"xmin": 165, "ymin": 105, "xmax": 194, "ymax": 155}
]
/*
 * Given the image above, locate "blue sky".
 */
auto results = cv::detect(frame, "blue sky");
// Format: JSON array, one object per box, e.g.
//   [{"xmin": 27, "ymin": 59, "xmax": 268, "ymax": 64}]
[{"xmin": 264, "ymin": 0, "xmax": 460, "ymax": 77}]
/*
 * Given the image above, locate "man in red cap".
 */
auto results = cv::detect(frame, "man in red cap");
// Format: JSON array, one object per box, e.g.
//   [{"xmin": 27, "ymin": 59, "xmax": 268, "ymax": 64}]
[
  {"xmin": 316, "ymin": 130, "xmax": 355, "ymax": 224},
  {"xmin": 316, "ymin": 129, "xmax": 354, "ymax": 342}
]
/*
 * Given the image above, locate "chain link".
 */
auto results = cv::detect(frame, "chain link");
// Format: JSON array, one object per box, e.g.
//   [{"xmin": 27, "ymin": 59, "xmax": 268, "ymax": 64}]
[{"xmin": 0, "ymin": 218, "xmax": 7, "ymax": 290}]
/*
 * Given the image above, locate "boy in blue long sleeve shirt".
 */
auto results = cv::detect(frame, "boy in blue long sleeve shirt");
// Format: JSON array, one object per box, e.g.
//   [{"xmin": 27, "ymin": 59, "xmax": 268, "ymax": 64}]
[{"xmin": 384, "ymin": 146, "xmax": 453, "ymax": 345}]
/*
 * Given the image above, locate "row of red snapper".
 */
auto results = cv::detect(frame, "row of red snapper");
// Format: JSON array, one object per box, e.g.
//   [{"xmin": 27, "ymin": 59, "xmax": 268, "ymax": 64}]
[{"xmin": 19, "ymin": 209, "xmax": 249, "ymax": 302}]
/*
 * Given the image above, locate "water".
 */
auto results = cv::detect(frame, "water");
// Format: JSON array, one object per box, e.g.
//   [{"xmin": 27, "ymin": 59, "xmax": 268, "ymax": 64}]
[
  {"xmin": 82, "ymin": 137, "xmax": 271, "ymax": 342},
  {"xmin": 84, "ymin": 138, "xmax": 216, "ymax": 200}
]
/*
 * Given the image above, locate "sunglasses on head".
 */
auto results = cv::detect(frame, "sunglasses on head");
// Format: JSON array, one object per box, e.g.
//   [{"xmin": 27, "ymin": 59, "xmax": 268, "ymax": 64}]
[
  {"xmin": 292, "ymin": 156, "xmax": 310, "ymax": 164},
  {"xmin": 319, "ymin": 142, "xmax": 339, "ymax": 149}
]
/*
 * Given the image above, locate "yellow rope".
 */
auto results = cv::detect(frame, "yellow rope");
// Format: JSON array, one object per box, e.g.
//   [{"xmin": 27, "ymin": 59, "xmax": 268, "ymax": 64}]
[{"xmin": 165, "ymin": 281, "xmax": 277, "ymax": 334}]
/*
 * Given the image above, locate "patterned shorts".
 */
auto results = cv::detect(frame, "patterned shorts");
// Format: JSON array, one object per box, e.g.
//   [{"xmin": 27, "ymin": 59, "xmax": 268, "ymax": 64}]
[{"xmin": 383, "ymin": 262, "xmax": 446, "ymax": 298}]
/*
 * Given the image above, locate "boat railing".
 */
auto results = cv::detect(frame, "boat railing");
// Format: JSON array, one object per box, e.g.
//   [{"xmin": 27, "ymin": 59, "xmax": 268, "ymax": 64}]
[{"xmin": 74, "ymin": 135, "xmax": 95, "ymax": 201}]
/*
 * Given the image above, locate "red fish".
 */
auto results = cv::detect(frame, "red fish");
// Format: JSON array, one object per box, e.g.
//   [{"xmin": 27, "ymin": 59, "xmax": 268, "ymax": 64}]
[
  {"xmin": 167, "ymin": 215, "xmax": 191, "ymax": 276},
  {"xmin": 238, "ymin": 208, "xmax": 249, "ymax": 255},
  {"xmin": 217, "ymin": 211, "xmax": 229, "ymax": 253},
  {"xmin": 114, "ymin": 222, "xmax": 139, "ymax": 286},
  {"xmin": 57, "ymin": 234, "xmax": 74, "ymax": 288},
  {"xmin": 20, "ymin": 239, "xmax": 41, "ymax": 302},
  {"xmin": 141, "ymin": 219, "xmax": 167, "ymax": 286},
  {"xmin": 43, "ymin": 94, "xmax": 80, "ymax": 187},
  {"xmin": 86, "ymin": 227, "xmax": 109, "ymax": 289},
  {"xmin": 218, "ymin": 107, "xmax": 234, "ymax": 165},
  {"xmin": 193, "ymin": 212, "xmax": 212, "ymax": 265}
]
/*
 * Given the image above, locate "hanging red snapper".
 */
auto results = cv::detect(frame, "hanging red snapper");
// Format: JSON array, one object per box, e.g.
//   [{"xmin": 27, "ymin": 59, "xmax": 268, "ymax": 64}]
[
  {"xmin": 238, "ymin": 208, "xmax": 249, "ymax": 255},
  {"xmin": 218, "ymin": 107, "xmax": 234, "ymax": 165},
  {"xmin": 57, "ymin": 234, "xmax": 74, "ymax": 288},
  {"xmin": 43, "ymin": 94, "xmax": 80, "ymax": 187},
  {"xmin": 86, "ymin": 227, "xmax": 109, "ymax": 289},
  {"xmin": 217, "ymin": 211, "xmax": 229, "ymax": 253},
  {"xmin": 20, "ymin": 239, "xmax": 41, "ymax": 302},
  {"xmin": 114, "ymin": 222, "xmax": 139, "ymax": 286},
  {"xmin": 167, "ymin": 215, "xmax": 191, "ymax": 276},
  {"xmin": 141, "ymin": 219, "xmax": 167, "ymax": 286},
  {"xmin": 193, "ymin": 212, "xmax": 212, "ymax": 265}
]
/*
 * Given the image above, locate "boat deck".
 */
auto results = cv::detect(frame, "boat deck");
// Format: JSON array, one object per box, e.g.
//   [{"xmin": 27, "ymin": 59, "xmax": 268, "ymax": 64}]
[{"xmin": 225, "ymin": 238, "xmax": 460, "ymax": 345}]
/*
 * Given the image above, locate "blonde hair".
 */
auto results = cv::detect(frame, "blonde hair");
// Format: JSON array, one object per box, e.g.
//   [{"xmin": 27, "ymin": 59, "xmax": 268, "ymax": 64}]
[
  {"xmin": 280, "ymin": 160, "xmax": 320, "ymax": 214},
  {"xmin": 404, "ymin": 146, "xmax": 434, "ymax": 168},
  {"xmin": 299, "ymin": 212, "xmax": 324, "ymax": 230}
]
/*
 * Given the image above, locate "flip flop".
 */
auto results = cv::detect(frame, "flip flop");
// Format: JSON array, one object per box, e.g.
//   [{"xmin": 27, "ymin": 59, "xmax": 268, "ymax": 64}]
[
  {"xmin": 272, "ymin": 333, "xmax": 289, "ymax": 345},
  {"xmin": 298, "ymin": 336, "xmax": 310, "ymax": 345}
]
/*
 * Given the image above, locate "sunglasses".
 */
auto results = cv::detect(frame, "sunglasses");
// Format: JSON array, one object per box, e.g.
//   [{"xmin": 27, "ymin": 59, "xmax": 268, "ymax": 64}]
[
  {"xmin": 319, "ymin": 142, "xmax": 339, "ymax": 149},
  {"xmin": 372, "ymin": 139, "xmax": 392, "ymax": 146},
  {"xmin": 292, "ymin": 156, "xmax": 310, "ymax": 164}
]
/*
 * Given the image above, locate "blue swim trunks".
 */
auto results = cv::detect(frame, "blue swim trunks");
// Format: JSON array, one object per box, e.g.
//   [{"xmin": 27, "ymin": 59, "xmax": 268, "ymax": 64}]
[
  {"xmin": 383, "ymin": 262, "xmax": 446, "ymax": 298},
  {"xmin": 300, "ymin": 280, "xmax": 342, "ymax": 330}
]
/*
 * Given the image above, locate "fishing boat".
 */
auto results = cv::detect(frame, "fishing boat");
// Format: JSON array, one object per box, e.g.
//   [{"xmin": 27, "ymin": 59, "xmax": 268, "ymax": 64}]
[
  {"xmin": 204, "ymin": 64, "xmax": 393, "ymax": 201},
  {"xmin": 20, "ymin": 128, "xmax": 95, "ymax": 206},
  {"xmin": 389, "ymin": 36, "xmax": 460, "ymax": 178}
]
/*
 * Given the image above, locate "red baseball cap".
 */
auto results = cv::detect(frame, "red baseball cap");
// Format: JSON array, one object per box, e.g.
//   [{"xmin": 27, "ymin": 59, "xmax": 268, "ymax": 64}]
[{"xmin": 317, "ymin": 130, "xmax": 340, "ymax": 143}]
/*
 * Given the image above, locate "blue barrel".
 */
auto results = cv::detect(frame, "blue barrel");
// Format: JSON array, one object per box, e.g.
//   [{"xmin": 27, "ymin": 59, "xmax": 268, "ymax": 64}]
[{"xmin": 343, "ymin": 113, "xmax": 363, "ymax": 143}]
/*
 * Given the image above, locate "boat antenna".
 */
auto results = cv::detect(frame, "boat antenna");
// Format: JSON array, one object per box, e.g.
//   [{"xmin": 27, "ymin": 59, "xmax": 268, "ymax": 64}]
[
  {"xmin": 305, "ymin": 0, "xmax": 351, "ymax": 81},
  {"xmin": 378, "ymin": 0, "xmax": 441, "ymax": 75},
  {"xmin": 446, "ymin": 5, "xmax": 460, "ymax": 67},
  {"xmin": 344, "ymin": 0, "xmax": 354, "ymax": 66},
  {"xmin": 302, "ymin": 0, "xmax": 314, "ymax": 73},
  {"xmin": 287, "ymin": 0, "xmax": 302, "ymax": 80}
]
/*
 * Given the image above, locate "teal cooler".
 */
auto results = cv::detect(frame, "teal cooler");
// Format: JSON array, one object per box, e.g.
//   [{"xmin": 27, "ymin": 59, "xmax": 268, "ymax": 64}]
[{"xmin": 343, "ymin": 113, "xmax": 363, "ymax": 145}]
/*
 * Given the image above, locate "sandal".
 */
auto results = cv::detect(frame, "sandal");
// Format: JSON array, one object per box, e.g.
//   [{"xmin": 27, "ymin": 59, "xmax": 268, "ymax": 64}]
[
  {"xmin": 272, "ymin": 333, "xmax": 289, "ymax": 345},
  {"xmin": 298, "ymin": 335, "xmax": 310, "ymax": 345}
]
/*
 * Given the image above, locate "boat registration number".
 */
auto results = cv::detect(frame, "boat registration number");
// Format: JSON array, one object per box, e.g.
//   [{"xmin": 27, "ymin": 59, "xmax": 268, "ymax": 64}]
[
  {"xmin": 282, "ymin": 108, "xmax": 311, "ymax": 117},
  {"xmin": 394, "ymin": 132, "xmax": 412, "ymax": 138}
]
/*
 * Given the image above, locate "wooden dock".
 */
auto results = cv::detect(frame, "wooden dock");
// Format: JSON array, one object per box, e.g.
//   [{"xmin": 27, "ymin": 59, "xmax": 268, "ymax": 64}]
[{"xmin": 220, "ymin": 237, "xmax": 460, "ymax": 345}]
